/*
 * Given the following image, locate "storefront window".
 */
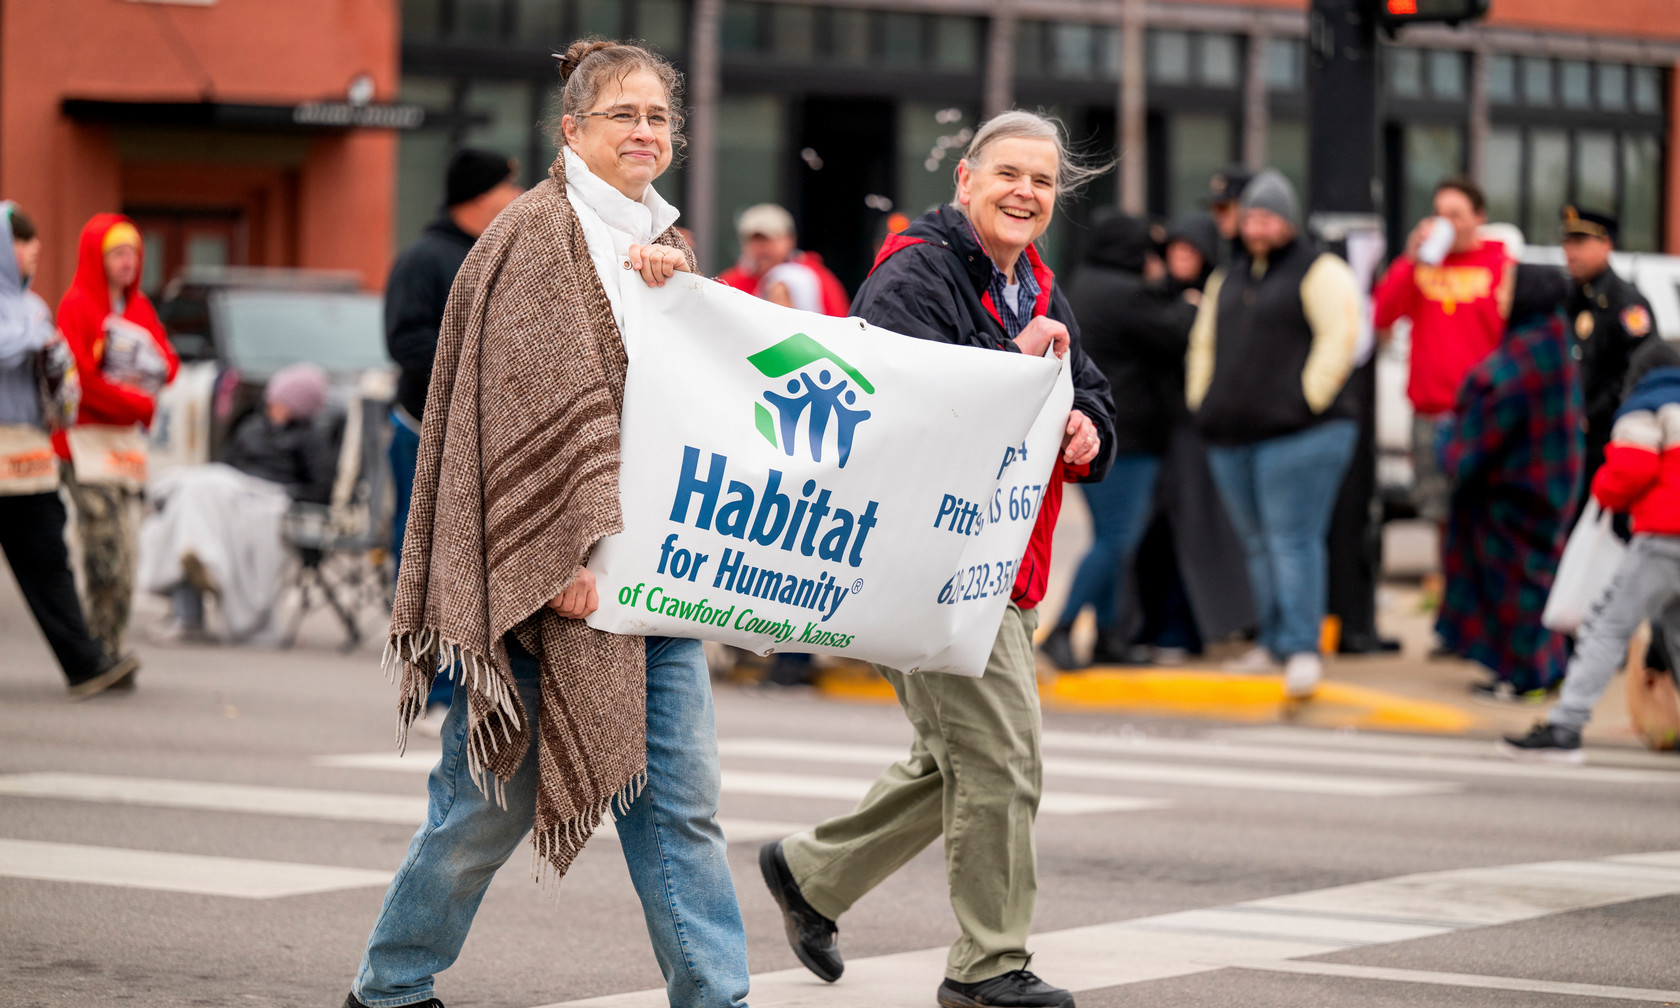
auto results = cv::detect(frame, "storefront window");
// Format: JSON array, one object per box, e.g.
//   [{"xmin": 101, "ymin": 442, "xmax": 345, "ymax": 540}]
[
  {"xmin": 1403, "ymin": 124, "xmax": 1462, "ymax": 227},
  {"xmin": 1015, "ymin": 22, "xmax": 1045, "ymax": 78},
  {"xmin": 396, "ymin": 77, "xmax": 458, "ymax": 249},
  {"xmin": 769, "ymin": 5, "xmax": 815, "ymax": 62},
  {"xmin": 1098, "ymin": 27, "xmax": 1123, "ymax": 80},
  {"xmin": 1525, "ymin": 129, "xmax": 1568, "ymax": 243},
  {"xmin": 1388, "ymin": 48, "xmax": 1424, "ymax": 99},
  {"xmin": 899, "ymin": 102, "xmax": 974, "ymax": 220},
  {"xmin": 1632, "ymin": 65, "xmax": 1663, "ymax": 115},
  {"xmin": 462, "ymin": 80, "xmax": 534, "ymax": 174},
  {"xmin": 831, "ymin": 9, "xmax": 870, "ymax": 66},
  {"xmin": 1428, "ymin": 50, "xmax": 1464, "ymax": 100},
  {"xmin": 883, "ymin": 12, "xmax": 922, "ymax": 64},
  {"xmin": 1483, "ymin": 127, "xmax": 1522, "ymax": 228},
  {"xmin": 1560, "ymin": 61, "xmax": 1592, "ymax": 109},
  {"xmin": 1169, "ymin": 113, "xmax": 1232, "ymax": 217},
  {"xmin": 713, "ymin": 94, "xmax": 785, "ymax": 269},
  {"xmin": 452, "ymin": 0, "xmax": 502, "ymax": 41},
  {"xmin": 1266, "ymin": 117, "xmax": 1308, "ymax": 200},
  {"xmin": 1200, "ymin": 34, "xmax": 1240, "ymax": 88},
  {"xmin": 636, "ymin": 0, "xmax": 687, "ymax": 54},
  {"xmin": 1051, "ymin": 23, "xmax": 1096, "ymax": 79},
  {"xmin": 514, "ymin": 0, "xmax": 563, "ymax": 45},
  {"xmin": 404, "ymin": 0, "xmax": 444, "ymax": 40},
  {"xmin": 1596, "ymin": 63, "xmax": 1627, "ymax": 111},
  {"xmin": 721, "ymin": 2, "xmax": 763, "ymax": 55},
  {"xmin": 1148, "ymin": 31, "xmax": 1191, "ymax": 85},
  {"xmin": 578, "ymin": 0, "xmax": 622, "ymax": 38},
  {"xmin": 1267, "ymin": 38, "xmax": 1304, "ymax": 92},
  {"xmin": 1488, "ymin": 55, "xmax": 1516, "ymax": 104},
  {"xmin": 1522, "ymin": 57, "xmax": 1553, "ymax": 106},
  {"xmin": 933, "ymin": 17, "xmax": 980, "ymax": 72},
  {"xmin": 1575, "ymin": 131, "xmax": 1617, "ymax": 211},
  {"xmin": 1622, "ymin": 133, "xmax": 1661, "ymax": 252}
]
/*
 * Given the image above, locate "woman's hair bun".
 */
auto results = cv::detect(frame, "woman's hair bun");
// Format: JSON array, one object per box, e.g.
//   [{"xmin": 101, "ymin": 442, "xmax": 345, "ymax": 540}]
[{"xmin": 557, "ymin": 39, "xmax": 617, "ymax": 85}]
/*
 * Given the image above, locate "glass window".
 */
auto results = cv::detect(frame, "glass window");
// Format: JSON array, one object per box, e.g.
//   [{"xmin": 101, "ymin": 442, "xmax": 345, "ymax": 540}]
[
  {"xmin": 452, "ymin": 0, "xmax": 502, "ymax": 41},
  {"xmin": 1487, "ymin": 54, "xmax": 1516, "ymax": 104},
  {"xmin": 714, "ymin": 94, "xmax": 785, "ymax": 270},
  {"xmin": 462, "ymin": 80, "xmax": 533, "ymax": 174},
  {"xmin": 1404, "ymin": 124, "xmax": 1463, "ymax": 227},
  {"xmin": 1597, "ymin": 63, "xmax": 1627, "ymax": 111},
  {"xmin": 1622, "ymin": 133, "xmax": 1661, "ymax": 252},
  {"xmin": 1051, "ymin": 23, "xmax": 1095, "ymax": 79},
  {"xmin": 1632, "ymin": 65, "xmax": 1663, "ymax": 115},
  {"xmin": 1169, "ymin": 113, "xmax": 1232, "ymax": 217},
  {"xmin": 1200, "ymin": 34, "xmax": 1240, "ymax": 88},
  {"xmin": 1015, "ymin": 21, "xmax": 1046, "ymax": 78},
  {"xmin": 1575, "ymin": 131, "xmax": 1617, "ymax": 212},
  {"xmin": 1266, "ymin": 117, "xmax": 1308, "ymax": 199},
  {"xmin": 899, "ymin": 102, "xmax": 975, "ymax": 219},
  {"xmin": 1522, "ymin": 57, "xmax": 1553, "ymax": 106},
  {"xmin": 721, "ymin": 2, "xmax": 763, "ymax": 55},
  {"xmin": 882, "ymin": 12, "xmax": 922, "ymax": 64},
  {"xmin": 1149, "ymin": 30, "xmax": 1191, "ymax": 85},
  {"xmin": 514, "ymin": 0, "xmax": 562, "ymax": 45},
  {"xmin": 1483, "ymin": 127, "xmax": 1522, "ymax": 228},
  {"xmin": 1560, "ymin": 61, "xmax": 1591, "ymax": 109},
  {"xmin": 403, "ymin": 0, "xmax": 443, "ymax": 39},
  {"xmin": 1388, "ymin": 48, "xmax": 1424, "ymax": 99},
  {"xmin": 831, "ymin": 9, "xmax": 870, "ymax": 66},
  {"xmin": 769, "ymin": 5, "xmax": 815, "ymax": 62},
  {"xmin": 933, "ymin": 17, "xmax": 980, "ymax": 72},
  {"xmin": 219, "ymin": 291, "xmax": 388, "ymax": 375},
  {"xmin": 1267, "ymin": 38, "xmax": 1304, "ymax": 92},
  {"xmin": 395, "ymin": 77, "xmax": 457, "ymax": 249},
  {"xmin": 636, "ymin": 0, "xmax": 687, "ymax": 55},
  {"xmin": 1098, "ymin": 26, "xmax": 1123, "ymax": 80},
  {"xmin": 1427, "ymin": 50, "xmax": 1464, "ymax": 100},
  {"xmin": 1525, "ymin": 129, "xmax": 1569, "ymax": 244},
  {"xmin": 578, "ymin": 0, "xmax": 621, "ymax": 36}
]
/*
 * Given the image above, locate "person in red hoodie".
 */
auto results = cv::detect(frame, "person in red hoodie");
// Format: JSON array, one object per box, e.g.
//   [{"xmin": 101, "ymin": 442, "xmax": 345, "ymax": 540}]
[
  {"xmin": 1372, "ymin": 177, "xmax": 1511, "ymax": 643},
  {"xmin": 1502, "ymin": 339, "xmax": 1680, "ymax": 762},
  {"xmin": 717, "ymin": 203, "xmax": 850, "ymax": 316},
  {"xmin": 55, "ymin": 214, "xmax": 178, "ymax": 658}
]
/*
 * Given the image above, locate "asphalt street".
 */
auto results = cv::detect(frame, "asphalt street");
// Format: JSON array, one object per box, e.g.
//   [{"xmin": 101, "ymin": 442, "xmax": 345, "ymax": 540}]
[{"xmin": 3, "ymin": 578, "xmax": 1679, "ymax": 1008}]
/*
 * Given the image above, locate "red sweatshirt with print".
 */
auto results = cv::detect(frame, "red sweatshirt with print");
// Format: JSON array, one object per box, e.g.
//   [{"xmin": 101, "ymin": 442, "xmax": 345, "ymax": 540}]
[{"xmin": 1372, "ymin": 240, "xmax": 1510, "ymax": 417}]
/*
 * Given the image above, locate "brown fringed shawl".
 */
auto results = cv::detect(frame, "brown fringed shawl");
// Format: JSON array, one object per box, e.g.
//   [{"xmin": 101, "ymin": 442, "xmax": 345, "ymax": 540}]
[{"xmin": 386, "ymin": 150, "xmax": 695, "ymax": 884}]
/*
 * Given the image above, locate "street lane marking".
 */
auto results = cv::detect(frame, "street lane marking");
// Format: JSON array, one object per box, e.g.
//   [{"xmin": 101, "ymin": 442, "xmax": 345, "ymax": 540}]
[
  {"xmin": 313, "ymin": 754, "xmax": 1170, "ymax": 815},
  {"xmin": 1040, "ymin": 729, "xmax": 1680, "ymax": 785},
  {"xmin": 0, "ymin": 839, "xmax": 390, "ymax": 899},
  {"xmin": 1222, "ymin": 725, "xmax": 1680, "ymax": 770},
  {"xmin": 1223, "ymin": 960, "xmax": 1680, "ymax": 1003},
  {"xmin": 531, "ymin": 849, "xmax": 1680, "ymax": 1008},
  {"xmin": 0, "ymin": 772, "xmax": 801, "ymax": 844},
  {"xmin": 718, "ymin": 738, "xmax": 1461, "ymax": 798}
]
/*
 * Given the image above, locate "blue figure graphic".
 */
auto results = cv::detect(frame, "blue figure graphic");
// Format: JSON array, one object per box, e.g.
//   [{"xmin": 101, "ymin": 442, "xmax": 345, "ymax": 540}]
[
  {"xmin": 761, "ymin": 368, "xmax": 873, "ymax": 467},
  {"xmin": 830, "ymin": 388, "xmax": 871, "ymax": 468},
  {"xmin": 762, "ymin": 377, "xmax": 811, "ymax": 457}
]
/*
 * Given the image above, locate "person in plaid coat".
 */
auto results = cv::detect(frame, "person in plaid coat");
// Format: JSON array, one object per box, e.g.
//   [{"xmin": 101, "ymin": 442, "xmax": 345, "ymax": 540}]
[{"xmin": 1436, "ymin": 264, "xmax": 1584, "ymax": 701}]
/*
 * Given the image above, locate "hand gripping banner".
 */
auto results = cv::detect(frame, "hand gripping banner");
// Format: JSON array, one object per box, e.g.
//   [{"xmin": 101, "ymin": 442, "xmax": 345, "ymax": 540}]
[{"xmin": 585, "ymin": 276, "xmax": 1073, "ymax": 677}]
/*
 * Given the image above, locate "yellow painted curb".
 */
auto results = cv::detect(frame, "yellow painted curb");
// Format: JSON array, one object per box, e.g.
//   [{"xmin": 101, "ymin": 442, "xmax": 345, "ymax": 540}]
[{"xmin": 813, "ymin": 665, "xmax": 1482, "ymax": 735}]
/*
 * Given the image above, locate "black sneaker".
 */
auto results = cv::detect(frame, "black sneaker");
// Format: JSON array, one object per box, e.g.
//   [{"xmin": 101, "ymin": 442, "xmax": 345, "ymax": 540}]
[
  {"xmin": 758, "ymin": 840, "xmax": 842, "ymax": 982},
  {"xmin": 938, "ymin": 970, "xmax": 1075, "ymax": 1008},
  {"xmin": 1468, "ymin": 679, "xmax": 1548, "ymax": 706},
  {"xmin": 343, "ymin": 995, "xmax": 443, "ymax": 1008},
  {"xmin": 67, "ymin": 654, "xmax": 140, "ymax": 701},
  {"xmin": 1039, "ymin": 626, "xmax": 1082, "ymax": 671},
  {"xmin": 1498, "ymin": 723, "xmax": 1584, "ymax": 765}
]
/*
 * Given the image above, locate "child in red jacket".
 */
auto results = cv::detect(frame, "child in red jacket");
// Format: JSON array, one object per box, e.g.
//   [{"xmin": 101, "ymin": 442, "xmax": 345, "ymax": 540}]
[{"xmin": 1503, "ymin": 339, "xmax": 1680, "ymax": 762}]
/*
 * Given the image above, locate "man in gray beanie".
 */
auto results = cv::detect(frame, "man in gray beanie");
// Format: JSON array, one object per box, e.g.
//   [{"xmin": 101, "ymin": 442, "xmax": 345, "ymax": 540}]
[{"xmin": 1185, "ymin": 168, "xmax": 1361, "ymax": 699}]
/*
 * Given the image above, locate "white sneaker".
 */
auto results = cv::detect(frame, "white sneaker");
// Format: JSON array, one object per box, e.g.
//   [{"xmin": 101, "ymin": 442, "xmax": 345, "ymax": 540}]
[
  {"xmin": 1285, "ymin": 653, "xmax": 1323, "ymax": 698},
  {"xmin": 411, "ymin": 704, "xmax": 447, "ymax": 738},
  {"xmin": 1152, "ymin": 646, "xmax": 1190, "ymax": 666},
  {"xmin": 1223, "ymin": 646, "xmax": 1279, "ymax": 673}
]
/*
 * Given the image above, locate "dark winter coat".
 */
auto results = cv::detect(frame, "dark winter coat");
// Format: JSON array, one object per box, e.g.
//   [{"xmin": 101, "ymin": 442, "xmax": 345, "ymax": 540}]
[
  {"xmin": 385, "ymin": 215, "xmax": 476, "ymax": 420},
  {"xmin": 221, "ymin": 412, "xmax": 337, "ymax": 505},
  {"xmin": 1065, "ymin": 216, "xmax": 1197, "ymax": 457},
  {"xmin": 857, "ymin": 203, "xmax": 1116, "ymax": 608}
]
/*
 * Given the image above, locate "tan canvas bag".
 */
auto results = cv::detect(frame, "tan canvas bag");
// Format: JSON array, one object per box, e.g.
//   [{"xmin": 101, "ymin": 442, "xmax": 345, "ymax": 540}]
[
  {"xmin": 0, "ymin": 424, "xmax": 58, "ymax": 496},
  {"xmin": 66, "ymin": 423, "xmax": 147, "ymax": 489}
]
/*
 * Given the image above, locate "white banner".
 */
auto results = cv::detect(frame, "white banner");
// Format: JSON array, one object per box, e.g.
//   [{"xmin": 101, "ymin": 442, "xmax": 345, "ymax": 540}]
[{"xmin": 585, "ymin": 276, "xmax": 1072, "ymax": 677}]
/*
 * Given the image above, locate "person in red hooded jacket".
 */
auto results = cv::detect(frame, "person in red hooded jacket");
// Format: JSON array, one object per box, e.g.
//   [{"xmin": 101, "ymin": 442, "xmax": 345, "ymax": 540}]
[{"xmin": 56, "ymin": 214, "xmax": 179, "ymax": 658}]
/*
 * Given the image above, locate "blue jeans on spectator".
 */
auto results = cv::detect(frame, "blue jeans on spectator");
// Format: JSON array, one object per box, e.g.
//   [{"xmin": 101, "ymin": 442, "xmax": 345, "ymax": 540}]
[
  {"xmin": 352, "ymin": 633, "xmax": 750, "ymax": 1008},
  {"xmin": 1207, "ymin": 420, "xmax": 1357, "ymax": 659},
  {"xmin": 389, "ymin": 409, "xmax": 450, "ymax": 710},
  {"xmin": 1059, "ymin": 454, "xmax": 1162, "ymax": 631}
]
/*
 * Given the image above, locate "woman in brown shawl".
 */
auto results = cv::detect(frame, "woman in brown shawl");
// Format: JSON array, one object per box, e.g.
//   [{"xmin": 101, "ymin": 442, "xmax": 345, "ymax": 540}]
[{"xmin": 344, "ymin": 41, "xmax": 750, "ymax": 1008}]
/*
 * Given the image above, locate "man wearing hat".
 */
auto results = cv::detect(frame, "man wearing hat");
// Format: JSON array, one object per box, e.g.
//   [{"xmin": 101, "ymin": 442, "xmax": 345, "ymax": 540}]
[
  {"xmin": 1205, "ymin": 167, "xmax": 1254, "ymax": 260},
  {"xmin": 1563, "ymin": 205, "xmax": 1655, "ymax": 493},
  {"xmin": 384, "ymin": 148, "xmax": 521, "ymax": 732},
  {"xmin": 718, "ymin": 203, "xmax": 850, "ymax": 316}
]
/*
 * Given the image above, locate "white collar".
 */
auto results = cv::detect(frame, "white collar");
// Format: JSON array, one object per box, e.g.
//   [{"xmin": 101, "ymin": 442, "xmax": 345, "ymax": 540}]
[{"xmin": 563, "ymin": 145, "xmax": 679, "ymax": 246}]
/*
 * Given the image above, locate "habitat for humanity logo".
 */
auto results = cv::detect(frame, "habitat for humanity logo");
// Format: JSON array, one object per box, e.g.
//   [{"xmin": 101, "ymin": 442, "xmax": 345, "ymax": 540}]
[{"xmin": 749, "ymin": 333, "xmax": 874, "ymax": 469}]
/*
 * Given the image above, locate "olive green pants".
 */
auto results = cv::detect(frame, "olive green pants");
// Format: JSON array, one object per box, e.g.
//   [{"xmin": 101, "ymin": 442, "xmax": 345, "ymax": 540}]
[{"xmin": 781, "ymin": 603, "xmax": 1043, "ymax": 983}]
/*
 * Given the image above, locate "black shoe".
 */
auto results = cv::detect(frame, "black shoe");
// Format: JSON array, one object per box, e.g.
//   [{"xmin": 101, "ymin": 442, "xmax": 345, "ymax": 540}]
[
  {"xmin": 1087, "ymin": 628, "xmax": 1132, "ymax": 666},
  {"xmin": 343, "ymin": 996, "xmax": 443, "ymax": 1008},
  {"xmin": 938, "ymin": 970, "xmax": 1075, "ymax": 1008},
  {"xmin": 67, "ymin": 654, "xmax": 140, "ymax": 701},
  {"xmin": 1469, "ymin": 679, "xmax": 1548, "ymax": 707},
  {"xmin": 758, "ymin": 840, "xmax": 842, "ymax": 982},
  {"xmin": 1040, "ymin": 626, "xmax": 1082, "ymax": 671},
  {"xmin": 1498, "ymin": 723, "xmax": 1584, "ymax": 765},
  {"xmin": 1338, "ymin": 634, "xmax": 1403, "ymax": 655}
]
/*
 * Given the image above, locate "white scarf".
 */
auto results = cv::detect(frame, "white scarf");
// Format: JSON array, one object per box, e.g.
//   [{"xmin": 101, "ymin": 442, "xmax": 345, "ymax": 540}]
[{"xmin": 563, "ymin": 145, "xmax": 680, "ymax": 328}]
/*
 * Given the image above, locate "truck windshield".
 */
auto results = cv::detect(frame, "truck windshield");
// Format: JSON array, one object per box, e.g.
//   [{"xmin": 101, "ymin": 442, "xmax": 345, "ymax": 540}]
[{"xmin": 216, "ymin": 289, "xmax": 387, "ymax": 376}]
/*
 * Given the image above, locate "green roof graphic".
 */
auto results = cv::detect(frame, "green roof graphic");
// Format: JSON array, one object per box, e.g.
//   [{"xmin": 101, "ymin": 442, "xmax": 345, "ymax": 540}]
[{"xmin": 747, "ymin": 333, "xmax": 875, "ymax": 395}]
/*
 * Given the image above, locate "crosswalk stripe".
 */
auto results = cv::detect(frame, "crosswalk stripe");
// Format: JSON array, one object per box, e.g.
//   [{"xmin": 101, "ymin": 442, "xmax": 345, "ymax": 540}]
[
  {"xmin": 530, "ymin": 849, "xmax": 1680, "ymax": 1007},
  {"xmin": 313, "ymin": 754, "xmax": 1170, "ymax": 815},
  {"xmin": 717, "ymin": 738, "xmax": 1460, "ymax": 798},
  {"xmin": 0, "ymin": 772, "xmax": 802, "ymax": 844},
  {"xmin": 1224, "ymin": 960, "xmax": 1680, "ymax": 1003},
  {"xmin": 1222, "ymin": 725, "xmax": 1680, "ymax": 770},
  {"xmin": 0, "ymin": 838, "xmax": 391, "ymax": 898},
  {"xmin": 1039, "ymin": 729, "xmax": 1680, "ymax": 785}
]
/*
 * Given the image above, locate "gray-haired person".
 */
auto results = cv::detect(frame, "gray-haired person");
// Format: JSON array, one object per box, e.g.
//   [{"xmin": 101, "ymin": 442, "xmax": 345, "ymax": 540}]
[{"xmin": 758, "ymin": 110, "xmax": 1117, "ymax": 1008}]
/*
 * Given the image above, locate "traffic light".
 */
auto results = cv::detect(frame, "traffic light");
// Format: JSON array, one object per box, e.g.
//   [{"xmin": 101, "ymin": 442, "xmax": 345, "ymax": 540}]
[{"xmin": 1372, "ymin": 0, "xmax": 1490, "ymax": 28}]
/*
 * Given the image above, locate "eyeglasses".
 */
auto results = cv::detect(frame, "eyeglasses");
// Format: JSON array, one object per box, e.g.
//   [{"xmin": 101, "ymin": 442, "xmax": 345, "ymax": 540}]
[{"xmin": 580, "ymin": 109, "xmax": 672, "ymax": 132}]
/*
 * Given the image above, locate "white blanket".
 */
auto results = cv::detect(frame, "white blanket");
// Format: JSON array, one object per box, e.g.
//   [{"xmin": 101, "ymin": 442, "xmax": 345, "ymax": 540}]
[{"xmin": 138, "ymin": 464, "xmax": 292, "ymax": 640}]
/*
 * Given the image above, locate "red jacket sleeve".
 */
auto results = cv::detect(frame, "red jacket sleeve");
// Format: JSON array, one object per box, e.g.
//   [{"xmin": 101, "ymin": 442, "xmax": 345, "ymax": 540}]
[
  {"xmin": 1371, "ymin": 256, "xmax": 1417, "ymax": 330},
  {"xmin": 1592, "ymin": 441, "xmax": 1660, "ymax": 514},
  {"xmin": 59, "ymin": 299, "xmax": 157, "ymax": 427}
]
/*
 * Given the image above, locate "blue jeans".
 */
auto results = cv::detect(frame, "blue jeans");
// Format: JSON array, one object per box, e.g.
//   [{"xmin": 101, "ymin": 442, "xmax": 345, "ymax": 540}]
[
  {"xmin": 352, "ymin": 634, "xmax": 750, "ymax": 1008},
  {"xmin": 1059, "ymin": 454, "xmax": 1162, "ymax": 631},
  {"xmin": 389, "ymin": 411, "xmax": 450, "ymax": 709},
  {"xmin": 1207, "ymin": 420, "xmax": 1357, "ymax": 659}
]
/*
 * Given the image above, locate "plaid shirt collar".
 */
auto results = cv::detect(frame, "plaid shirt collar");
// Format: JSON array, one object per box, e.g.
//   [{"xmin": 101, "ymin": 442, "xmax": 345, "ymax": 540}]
[{"xmin": 965, "ymin": 218, "xmax": 1039, "ymax": 341}]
